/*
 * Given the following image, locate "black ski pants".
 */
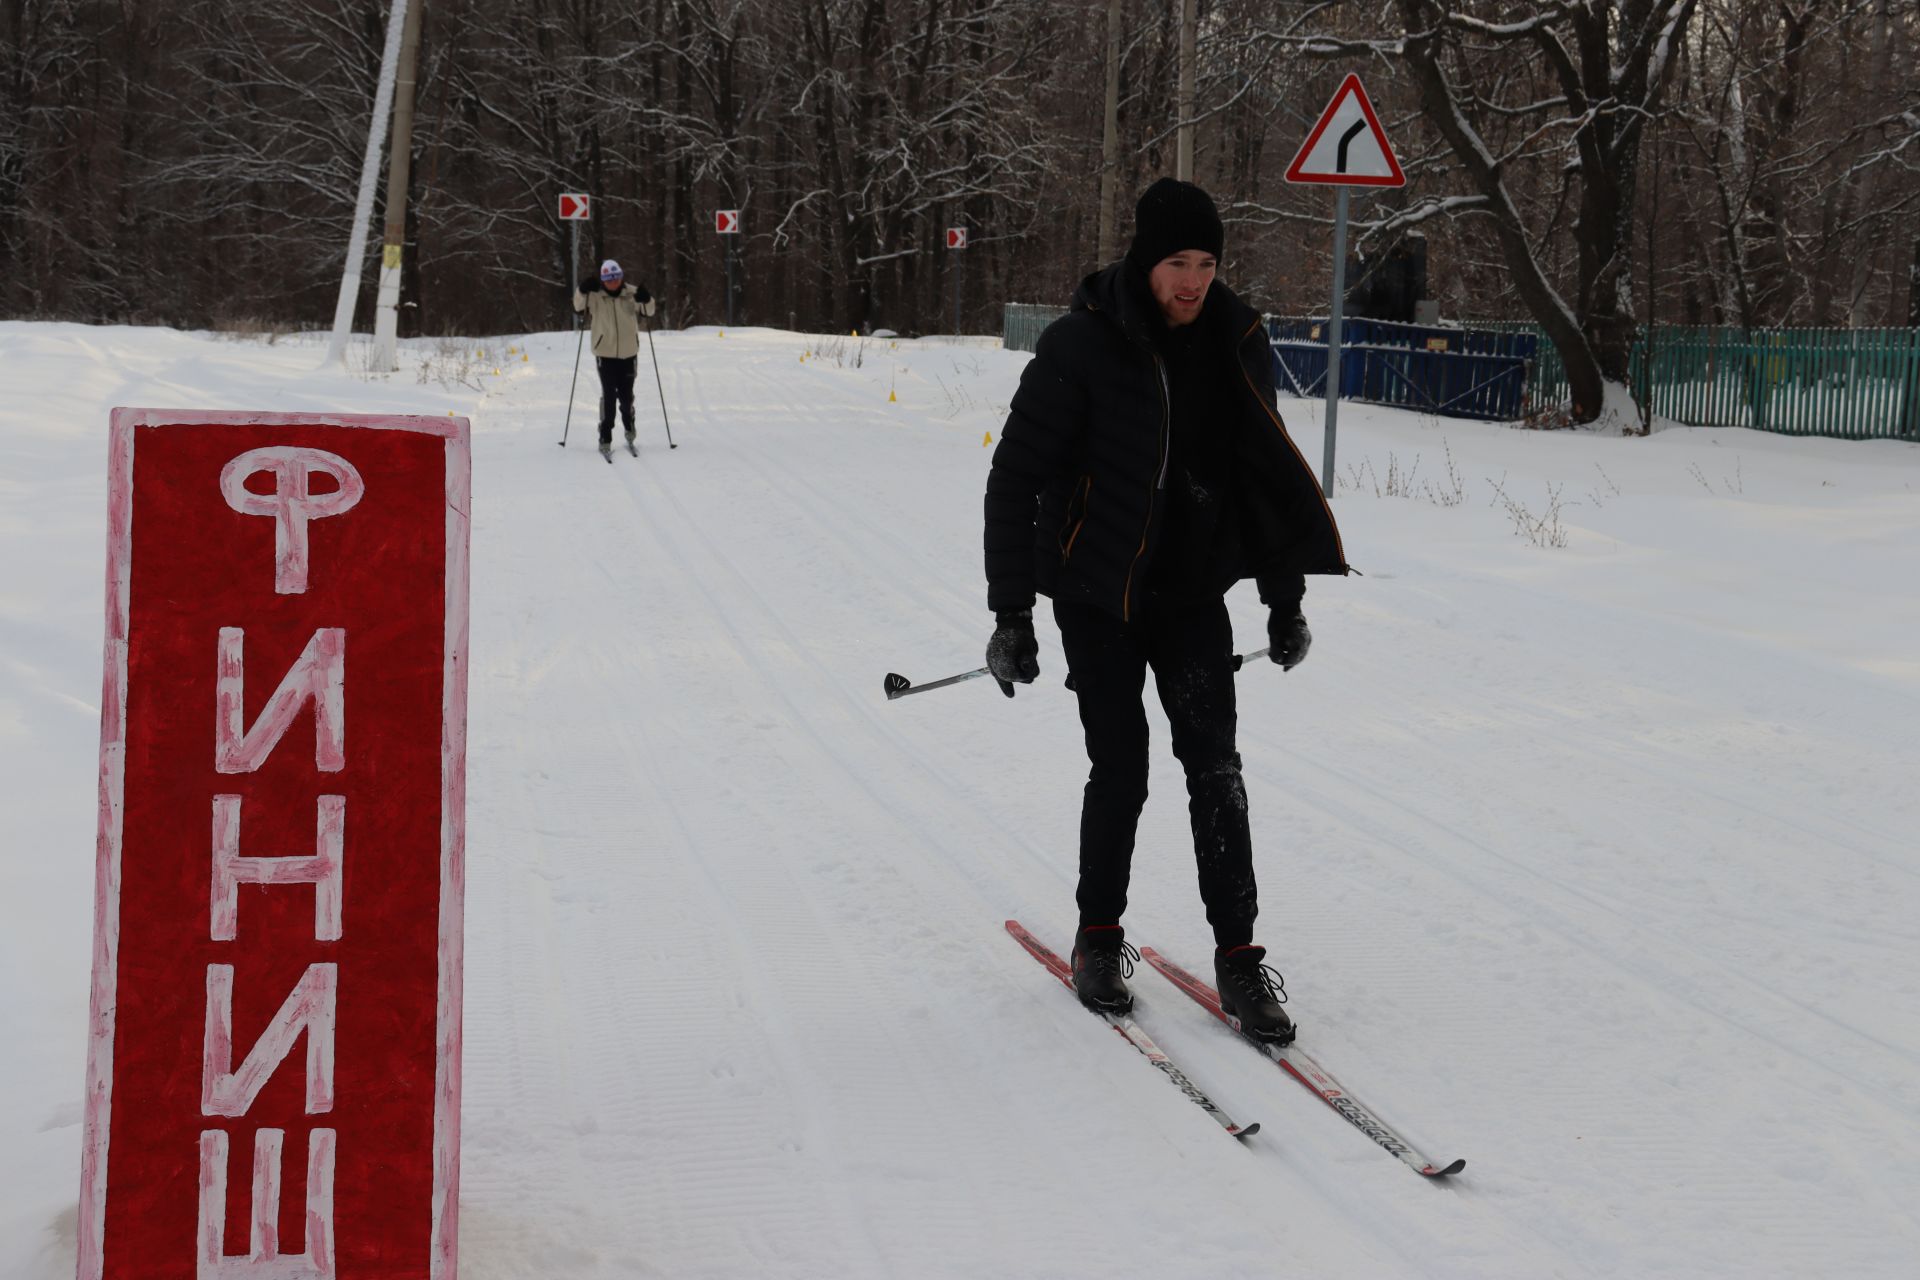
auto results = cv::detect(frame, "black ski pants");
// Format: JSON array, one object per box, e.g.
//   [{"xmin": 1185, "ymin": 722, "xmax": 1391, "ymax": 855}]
[
  {"xmin": 1054, "ymin": 595, "xmax": 1257, "ymax": 949},
  {"xmin": 596, "ymin": 355, "xmax": 638, "ymax": 444}
]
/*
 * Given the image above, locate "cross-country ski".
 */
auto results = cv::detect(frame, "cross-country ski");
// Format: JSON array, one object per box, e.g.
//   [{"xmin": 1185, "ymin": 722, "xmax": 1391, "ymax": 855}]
[
  {"xmin": 1005, "ymin": 921, "xmax": 1258, "ymax": 1142},
  {"xmin": 1142, "ymin": 946, "xmax": 1464, "ymax": 1179}
]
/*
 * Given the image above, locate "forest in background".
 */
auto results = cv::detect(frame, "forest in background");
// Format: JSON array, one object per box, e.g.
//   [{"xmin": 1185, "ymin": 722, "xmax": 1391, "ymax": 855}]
[{"xmin": 4, "ymin": 1, "xmax": 1916, "ymax": 370}]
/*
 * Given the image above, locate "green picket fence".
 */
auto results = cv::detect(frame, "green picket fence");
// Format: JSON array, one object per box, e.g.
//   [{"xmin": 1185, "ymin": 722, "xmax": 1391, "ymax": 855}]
[
  {"xmin": 1471, "ymin": 321, "xmax": 1920, "ymax": 439},
  {"xmin": 1003, "ymin": 302, "xmax": 1062, "ymax": 354}
]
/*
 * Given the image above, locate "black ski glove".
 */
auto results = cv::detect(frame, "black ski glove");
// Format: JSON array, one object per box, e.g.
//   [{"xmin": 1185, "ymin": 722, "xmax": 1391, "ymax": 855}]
[
  {"xmin": 578, "ymin": 276, "xmax": 598, "ymax": 295},
  {"xmin": 986, "ymin": 608, "xmax": 1040, "ymax": 697},
  {"xmin": 1267, "ymin": 608, "xmax": 1312, "ymax": 671}
]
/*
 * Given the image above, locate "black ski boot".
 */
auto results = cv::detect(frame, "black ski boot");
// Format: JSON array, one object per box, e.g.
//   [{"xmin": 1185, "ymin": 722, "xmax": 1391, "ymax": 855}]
[
  {"xmin": 1215, "ymin": 945, "xmax": 1295, "ymax": 1045},
  {"xmin": 1071, "ymin": 925, "xmax": 1137, "ymax": 1015}
]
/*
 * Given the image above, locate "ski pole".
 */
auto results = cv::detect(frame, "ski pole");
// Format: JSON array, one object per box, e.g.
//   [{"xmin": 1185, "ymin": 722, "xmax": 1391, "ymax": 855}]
[
  {"xmin": 645, "ymin": 320, "xmax": 676, "ymax": 449},
  {"xmin": 883, "ymin": 667, "xmax": 993, "ymax": 700},
  {"xmin": 559, "ymin": 320, "xmax": 587, "ymax": 447}
]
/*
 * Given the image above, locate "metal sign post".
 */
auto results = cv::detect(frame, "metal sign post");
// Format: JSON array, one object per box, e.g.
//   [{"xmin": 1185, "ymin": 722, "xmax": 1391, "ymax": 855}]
[
  {"xmin": 717, "ymin": 209, "xmax": 741, "ymax": 327},
  {"xmin": 1283, "ymin": 73, "xmax": 1406, "ymax": 497},
  {"xmin": 1324, "ymin": 187, "xmax": 1350, "ymax": 497},
  {"xmin": 947, "ymin": 227, "xmax": 968, "ymax": 334},
  {"xmin": 559, "ymin": 193, "xmax": 591, "ymax": 327}
]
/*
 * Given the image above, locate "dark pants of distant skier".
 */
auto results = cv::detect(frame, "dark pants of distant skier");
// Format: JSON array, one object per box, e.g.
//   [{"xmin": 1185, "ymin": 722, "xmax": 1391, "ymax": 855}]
[
  {"xmin": 1056, "ymin": 595, "xmax": 1256, "ymax": 949},
  {"xmin": 597, "ymin": 355, "xmax": 637, "ymax": 445}
]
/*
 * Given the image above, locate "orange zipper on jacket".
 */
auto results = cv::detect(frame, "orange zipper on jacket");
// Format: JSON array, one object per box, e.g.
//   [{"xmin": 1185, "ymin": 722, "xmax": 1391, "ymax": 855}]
[
  {"xmin": 1060, "ymin": 475, "xmax": 1093, "ymax": 561},
  {"xmin": 1121, "ymin": 354, "xmax": 1172, "ymax": 621}
]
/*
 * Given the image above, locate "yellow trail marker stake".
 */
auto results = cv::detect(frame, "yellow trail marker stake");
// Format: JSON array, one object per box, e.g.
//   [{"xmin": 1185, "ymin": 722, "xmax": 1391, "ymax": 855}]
[{"xmin": 983, "ymin": 431, "xmax": 992, "ymax": 447}]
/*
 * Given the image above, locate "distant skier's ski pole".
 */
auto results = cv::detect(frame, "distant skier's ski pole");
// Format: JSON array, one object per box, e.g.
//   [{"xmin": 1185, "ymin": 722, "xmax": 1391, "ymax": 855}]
[
  {"xmin": 645, "ymin": 321, "xmax": 676, "ymax": 449},
  {"xmin": 559, "ymin": 321, "xmax": 587, "ymax": 447},
  {"xmin": 883, "ymin": 667, "xmax": 992, "ymax": 700},
  {"xmin": 1063, "ymin": 646, "xmax": 1271, "ymax": 694}
]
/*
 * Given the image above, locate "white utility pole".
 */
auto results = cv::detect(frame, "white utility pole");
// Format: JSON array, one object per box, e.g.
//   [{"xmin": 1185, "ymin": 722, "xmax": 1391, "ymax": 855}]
[
  {"xmin": 324, "ymin": 0, "xmax": 410, "ymax": 369},
  {"xmin": 373, "ymin": 0, "xmax": 426, "ymax": 372}
]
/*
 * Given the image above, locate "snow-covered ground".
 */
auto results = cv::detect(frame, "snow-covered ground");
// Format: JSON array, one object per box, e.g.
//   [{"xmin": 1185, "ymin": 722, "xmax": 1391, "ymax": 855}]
[{"xmin": 3, "ymin": 319, "xmax": 1917, "ymax": 1278}]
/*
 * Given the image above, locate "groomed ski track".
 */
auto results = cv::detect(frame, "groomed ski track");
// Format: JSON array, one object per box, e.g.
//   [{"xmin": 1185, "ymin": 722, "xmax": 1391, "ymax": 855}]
[
  {"xmin": 466, "ymin": 340, "xmax": 1429, "ymax": 1277},
  {"xmin": 2, "ymin": 322, "xmax": 1916, "ymax": 1278}
]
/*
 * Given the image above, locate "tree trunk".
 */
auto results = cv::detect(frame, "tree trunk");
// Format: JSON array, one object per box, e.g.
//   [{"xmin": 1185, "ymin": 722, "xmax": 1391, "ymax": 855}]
[
  {"xmin": 1396, "ymin": 4, "xmax": 1609, "ymax": 421},
  {"xmin": 1097, "ymin": 0, "xmax": 1121, "ymax": 266}
]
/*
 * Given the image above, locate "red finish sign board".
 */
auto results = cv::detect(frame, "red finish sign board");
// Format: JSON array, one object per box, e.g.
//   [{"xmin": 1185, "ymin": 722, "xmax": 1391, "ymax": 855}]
[{"xmin": 80, "ymin": 410, "xmax": 470, "ymax": 1279}]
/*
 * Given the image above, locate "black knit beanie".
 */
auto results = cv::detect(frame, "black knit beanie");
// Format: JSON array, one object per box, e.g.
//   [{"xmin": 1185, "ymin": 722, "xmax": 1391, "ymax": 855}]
[{"xmin": 1125, "ymin": 178, "xmax": 1224, "ymax": 272}]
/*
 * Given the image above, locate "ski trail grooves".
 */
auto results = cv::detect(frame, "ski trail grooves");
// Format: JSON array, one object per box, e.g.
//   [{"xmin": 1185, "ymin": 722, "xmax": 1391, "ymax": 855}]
[{"xmin": 578, "ymin": 349, "xmax": 1437, "ymax": 1273}]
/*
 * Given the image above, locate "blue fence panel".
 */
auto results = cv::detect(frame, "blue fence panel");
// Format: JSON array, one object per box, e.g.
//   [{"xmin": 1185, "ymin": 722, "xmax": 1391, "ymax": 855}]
[
  {"xmin": 1269, "ymin": 317, "xmax": 1532, "ymax": 422},
  {"xmin": 1018, "ymin": 305, "xmax": 1535, "ymax": 423},
  {"xmin": 1354, "ymin": 345, "xmax": 1529, "ymax": 420}
]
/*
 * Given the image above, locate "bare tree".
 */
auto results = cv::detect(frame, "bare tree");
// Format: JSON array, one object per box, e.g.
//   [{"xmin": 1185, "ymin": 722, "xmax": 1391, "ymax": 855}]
[{"xmin": 2, "ymin": 0, "xmax": 1909, "ymax": 348}]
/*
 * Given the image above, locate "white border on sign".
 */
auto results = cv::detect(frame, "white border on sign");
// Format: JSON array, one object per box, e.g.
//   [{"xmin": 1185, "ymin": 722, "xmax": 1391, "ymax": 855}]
[
  {"xmin": 433, "ymin": 414, "xmax": 471, "ymax": 1279},
  {"xmin": 78, "ymin": 408, "xmax": 472, "ymax": 1280},
  {"xmin": 77, "ymin": 419, "xmax": 133, "ymax": 1280}
]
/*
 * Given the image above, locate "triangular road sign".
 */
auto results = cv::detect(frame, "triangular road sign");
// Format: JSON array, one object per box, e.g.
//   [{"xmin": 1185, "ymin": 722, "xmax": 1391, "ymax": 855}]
[{"xmin": 1285, "ymin": 73, "xmax": 1405, "ymax": 187}]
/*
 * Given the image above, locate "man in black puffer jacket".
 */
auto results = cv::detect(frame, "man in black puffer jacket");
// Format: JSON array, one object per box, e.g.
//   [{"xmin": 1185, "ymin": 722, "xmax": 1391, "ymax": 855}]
[{"xmin": 983, "ymin": 179, "xmax": 1348, "ymax": 1044}]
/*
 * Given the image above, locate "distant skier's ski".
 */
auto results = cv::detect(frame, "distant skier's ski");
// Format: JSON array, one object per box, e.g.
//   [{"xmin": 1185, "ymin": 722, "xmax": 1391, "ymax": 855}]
[
  {"xmin": 1141, "ymin": 946, "xmax": 1463, "ymax": 1178},
  {"xmin": 627, "ymin": 440, "xmax": 639, "ymax": 456},
  {"xmin": 1005, "ymin": 921, "xmax": 1258, "ymax": 1142}
]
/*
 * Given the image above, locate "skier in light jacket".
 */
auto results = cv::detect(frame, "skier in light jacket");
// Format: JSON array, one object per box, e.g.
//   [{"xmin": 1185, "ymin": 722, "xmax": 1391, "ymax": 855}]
[{"xmin": 574, "ymin": 259, "xmax": 657, "ymax": 458}]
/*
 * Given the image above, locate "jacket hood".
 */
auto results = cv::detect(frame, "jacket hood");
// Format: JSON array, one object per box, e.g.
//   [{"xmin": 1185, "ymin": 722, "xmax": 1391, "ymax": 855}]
[{"xmin": 1070, "ymin": 260, "xmax": 1261, "ymax": 350}]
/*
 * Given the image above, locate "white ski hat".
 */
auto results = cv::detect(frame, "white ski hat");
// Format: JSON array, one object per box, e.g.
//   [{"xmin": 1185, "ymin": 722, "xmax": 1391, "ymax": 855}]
[{"xmin": 599, "ymin": 259, "xmax": 623, "ymax": 281}]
